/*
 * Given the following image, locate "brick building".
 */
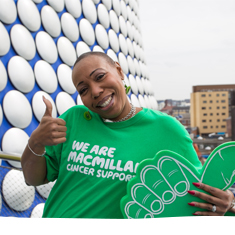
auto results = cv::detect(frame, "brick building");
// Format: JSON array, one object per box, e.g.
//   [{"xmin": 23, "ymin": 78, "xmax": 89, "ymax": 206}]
[{"xmin": 190, "ymin": 84, "xmax": 235, "ymax": 135}]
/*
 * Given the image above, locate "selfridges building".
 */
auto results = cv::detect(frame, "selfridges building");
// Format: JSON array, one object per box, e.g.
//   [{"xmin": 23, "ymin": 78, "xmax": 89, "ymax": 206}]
[{"xmin": 0, "ymin": 0, "xmax": 157, "ymax": 217}]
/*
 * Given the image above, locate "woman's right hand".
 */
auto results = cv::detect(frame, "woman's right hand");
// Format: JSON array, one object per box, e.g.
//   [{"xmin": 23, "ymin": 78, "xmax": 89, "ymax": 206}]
[
  {"xmin": 21, "ymin": 96, "xmax": 67, "ymax": 186},
  {"xmin": 29, "ymin": 96, "xmax": 67, "ymax": 152}
]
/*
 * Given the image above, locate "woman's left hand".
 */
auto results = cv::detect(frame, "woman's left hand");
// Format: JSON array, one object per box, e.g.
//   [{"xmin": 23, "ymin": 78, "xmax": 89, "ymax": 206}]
[{"xmin": 188, "ymin": 182, "xmax": 234, "ymax": 216}]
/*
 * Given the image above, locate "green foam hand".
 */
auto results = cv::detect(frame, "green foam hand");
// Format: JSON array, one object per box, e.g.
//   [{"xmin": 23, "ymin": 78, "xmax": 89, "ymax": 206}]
[{"xmin": 120, "ymin": 142, "xmax": 235, "ymax": 218}]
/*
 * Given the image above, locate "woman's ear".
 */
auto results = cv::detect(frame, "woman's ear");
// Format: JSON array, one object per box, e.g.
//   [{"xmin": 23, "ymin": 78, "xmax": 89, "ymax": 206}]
[{"xmin": 115, "ymin": 62, "xmax": 124, "ymax": 80}]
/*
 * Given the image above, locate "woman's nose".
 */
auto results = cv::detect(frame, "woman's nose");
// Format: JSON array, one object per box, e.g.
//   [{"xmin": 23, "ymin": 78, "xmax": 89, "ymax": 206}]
[{"xmin": 91, "ymin": 85, "xmax": 103, "ymax": 99}]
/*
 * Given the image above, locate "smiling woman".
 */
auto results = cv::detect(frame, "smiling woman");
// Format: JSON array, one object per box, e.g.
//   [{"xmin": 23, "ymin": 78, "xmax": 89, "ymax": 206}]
[
  {"xmin": 72, "ymin": 52, "xmax": 141, "ymax": 121},
  {"xmin": 21, "ymin": 52, "xmax": 235, "ymax": 218}
]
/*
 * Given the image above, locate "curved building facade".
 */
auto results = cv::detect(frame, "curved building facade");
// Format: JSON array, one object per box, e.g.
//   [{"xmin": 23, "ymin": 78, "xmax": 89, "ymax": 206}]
[{"xmin": 0, "ymin": 0, "xmax": 157, "ymax": 217}]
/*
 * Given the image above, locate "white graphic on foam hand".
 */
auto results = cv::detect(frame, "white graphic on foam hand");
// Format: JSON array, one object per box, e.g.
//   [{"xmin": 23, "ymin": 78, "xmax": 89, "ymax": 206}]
[
  {"xmin": 123, "ymin": 144, "xmax": 235, "ymax": 219},
  {"xmin": 200, "ymin": 145, "xmax": 235, "ymax": 190}
]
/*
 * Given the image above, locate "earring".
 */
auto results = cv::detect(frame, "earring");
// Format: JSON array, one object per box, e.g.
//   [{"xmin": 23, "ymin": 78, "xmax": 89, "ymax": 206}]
[
  {"xmin": 123, "ymin": 80, "xmax": 131, "ymax": 94},
  {"xmin": 125, "ymin": 84, "xmax": 131, "ymax": 94}
]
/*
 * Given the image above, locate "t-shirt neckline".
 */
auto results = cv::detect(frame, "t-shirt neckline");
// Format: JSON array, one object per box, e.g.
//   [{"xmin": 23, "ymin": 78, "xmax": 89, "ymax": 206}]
[{"xmin": 93, "ymin": 107, "xmax": 148, "ymax": 129}]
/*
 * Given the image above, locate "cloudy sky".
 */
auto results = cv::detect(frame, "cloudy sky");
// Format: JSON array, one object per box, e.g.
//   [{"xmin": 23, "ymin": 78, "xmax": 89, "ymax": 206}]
[{"xmin": 138, "ymin": 0, "xmax": 235, "ymax": 101}]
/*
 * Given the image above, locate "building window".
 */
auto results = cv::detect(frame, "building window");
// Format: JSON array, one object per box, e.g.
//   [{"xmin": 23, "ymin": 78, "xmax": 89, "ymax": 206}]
[
  {"xmin": 217, "ymin": 119, "xmax": 220, "ymax": 122},
  {"xmin": 203, "ymin": 126, "xmax": 208, "ymax": 129},
  {"xmin": 217, "ymin": 106, "xmax": 220, "ymax": 109},
  {"xmin": 217, "ymin": 94, "xmax": 220, "ymax": 97},
  {"xmin": 217, "ymin": 113, "xmax": 219, "ymax": 115},
  {"xmin": 222, "ymin": 113, "xmax": 226, "ymax": 115},
  {"xmin": 216, "ymin": 100, "xmax": 219, "ymax": 103},
  {"xmin": 221, "ymin": 100, "xmax": 226, "ymax": 103},
  {"xmin": 210, "ymin": 126, "xmax": 213, "ymax": 128},
  {"xmin": 209, "ymin": 107, "xmax": 212, "ymax": 109},
  {"xmin": 203, "ymin": 101, "xmax": 207, "ymax": 103},
  {"xmin": 210, "ymin": 100, "xmax": 213, "ymax": 103},
  {"xmin": 210, "ymin": 113, "xmax": 213, "ymax": 116},
  {"xmin": 221, "ymin": 125, "xmax": 226, "ymax": 128},
  {"xmin": 216, "ymin": 126, "xmax": 219, "ymax": 128},
  {"xmin": 222, "ymin": 106, "xmax": 226, "ymax": 109},
  {"xmin": 209, "ymin": 94, "xmax": 211, "ymax": 97},
  {"xmin": 222, "ymin": 94, "xmax": 226, "ymax": 96},
  {"xmin": 202, "ymin": 120, "xmax": 206, "ymax": 122},
  {"xmin": 203, "ymin": 113, "xmax": 207, "ymax": 116},
  {"xmin": 202, "ymin": 107, "xmax": 206, "ymax": 110},
  {"xmin": 201, "ymin": 94, "xmax": 206, "ymax": 97},
  {"xmin": 209, "ymin": 120, "xmax": 212, "ymax": 122}
]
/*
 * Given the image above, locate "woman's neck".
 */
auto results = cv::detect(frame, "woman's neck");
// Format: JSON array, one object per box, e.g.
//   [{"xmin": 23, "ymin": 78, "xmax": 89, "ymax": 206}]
[{"xmin": 102, "ymin": 106, "xmax": 143, "ymax": 123}]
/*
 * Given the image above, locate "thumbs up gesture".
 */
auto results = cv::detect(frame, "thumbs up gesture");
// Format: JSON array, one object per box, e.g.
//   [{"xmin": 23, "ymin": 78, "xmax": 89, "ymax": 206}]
[
  {"xmin": 43, "ymin": 95, "xmax": 54, "ymax": 117},
  {"xmin": 30, "ymin": 96, "xmax": 67, "ymax": 148}
]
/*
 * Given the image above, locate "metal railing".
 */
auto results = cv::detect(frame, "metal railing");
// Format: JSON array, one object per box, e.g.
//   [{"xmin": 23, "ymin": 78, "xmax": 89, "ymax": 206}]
[
  {"xmin": 0, "ymin": 151, "xmax": 21, "ymax": 162},
  {"xmin": 0, "ymin": 152, "xmax": 46, "ymax": 218}
]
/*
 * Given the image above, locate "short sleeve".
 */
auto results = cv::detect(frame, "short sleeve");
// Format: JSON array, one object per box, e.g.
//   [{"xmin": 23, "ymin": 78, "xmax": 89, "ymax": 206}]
[
  {"xmin": 182, "ymin": 136, "xmax": 202, "ymax": 173},
  {"xmin": 44, "ymin": 144, "xmax": 61, "ymax": 182},
  {"xmin": 162, "ymin": 114, "xmax": 202, "ymax": 171}
]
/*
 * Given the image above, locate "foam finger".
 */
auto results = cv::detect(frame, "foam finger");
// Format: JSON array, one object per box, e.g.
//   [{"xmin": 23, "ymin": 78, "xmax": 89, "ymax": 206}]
[
  {"xmin": 131, "ymin": 183, "xmax": 164, "ymax": 215},
  {"xmin": 124, "ymin": 201, "xmax": 153, "ymax": 219},
  {"xmin": 159, "ymin": 156, "xmax": 189, "ymax": 196},
  {"xmin": 201, "ymin": 143, "xmax": 235, "ymax": 190},
  {"xmin": 140, "ymin": 165, "xmax": 176, "ymax": 204}
]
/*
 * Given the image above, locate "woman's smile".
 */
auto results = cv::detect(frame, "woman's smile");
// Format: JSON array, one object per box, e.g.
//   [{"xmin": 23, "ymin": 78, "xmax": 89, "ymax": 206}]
[
  {"xmin": 96, "ymin": 93, "xmax": 114, "ymax": 110},
  {"xmin": 72, "ymin": 54, "xmax": 134, "ymax": 121}
]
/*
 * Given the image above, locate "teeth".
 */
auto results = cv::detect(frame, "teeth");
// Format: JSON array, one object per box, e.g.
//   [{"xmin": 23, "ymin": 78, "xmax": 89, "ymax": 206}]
[{"xmin": 100, "ymin": 96, "xmax": 112, "ymax": 107}]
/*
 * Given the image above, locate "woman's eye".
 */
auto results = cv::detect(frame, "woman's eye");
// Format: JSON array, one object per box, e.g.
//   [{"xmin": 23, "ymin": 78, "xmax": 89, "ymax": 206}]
[
  {"xmin": 97, "ymin": 74, "xmax": 105, "ymax": 80},
  {"xmin": 79, "ymin": 88, "xmax": 87, "ymax": 95}
]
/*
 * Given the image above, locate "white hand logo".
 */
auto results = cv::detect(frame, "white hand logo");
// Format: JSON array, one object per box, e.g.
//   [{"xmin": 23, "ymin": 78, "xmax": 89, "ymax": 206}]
[{"xmin": 121, "ymin": 142, "xmax": 235, "ymax": 218}]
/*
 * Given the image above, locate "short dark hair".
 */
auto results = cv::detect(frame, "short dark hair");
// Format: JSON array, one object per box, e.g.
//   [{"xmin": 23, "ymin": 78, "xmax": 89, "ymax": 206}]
[{"xmin": 73, "ymin": 51, "xmax": 115, "ymax": 67}]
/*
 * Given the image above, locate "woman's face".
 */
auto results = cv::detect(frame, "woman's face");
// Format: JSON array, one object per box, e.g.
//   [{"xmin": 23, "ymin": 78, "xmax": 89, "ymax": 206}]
[{"xmin": 72, "ymin": 55, "xmax": 129, "ymax": 120}]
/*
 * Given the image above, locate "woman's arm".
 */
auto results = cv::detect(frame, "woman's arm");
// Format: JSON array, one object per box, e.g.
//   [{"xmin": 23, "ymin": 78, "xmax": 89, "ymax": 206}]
[
  {"xmin": 188, "ymin": 182, "xmax": 235, "ymax": 215},
  {"xmin": 21, "ymin": 97, "xmax": 67, "ymax": 186},
  {"xmin": 21, "ymin": 140, "xmax": 48, "ymax": 186},
  {"xmin": 228, "ymin": 200, "xmax": 235, "ymax": 214}
]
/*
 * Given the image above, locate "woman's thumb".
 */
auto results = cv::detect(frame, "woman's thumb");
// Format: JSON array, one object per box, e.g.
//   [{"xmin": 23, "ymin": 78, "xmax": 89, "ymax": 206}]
[{"xmin": 42, "ymin": 96, "xmax": 53, "ymax": 117}]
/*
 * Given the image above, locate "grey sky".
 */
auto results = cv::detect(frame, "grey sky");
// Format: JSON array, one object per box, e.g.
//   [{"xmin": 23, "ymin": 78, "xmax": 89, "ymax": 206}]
[{"xmin": 138, "ymin": 0, "xmax": 235, "ymax": 101}]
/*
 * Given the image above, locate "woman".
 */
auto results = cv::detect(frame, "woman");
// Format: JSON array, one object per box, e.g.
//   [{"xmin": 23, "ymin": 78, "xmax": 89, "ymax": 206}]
[{"xmin": 21, "ymin": 52, "xmax": 235, "ymax": 218}]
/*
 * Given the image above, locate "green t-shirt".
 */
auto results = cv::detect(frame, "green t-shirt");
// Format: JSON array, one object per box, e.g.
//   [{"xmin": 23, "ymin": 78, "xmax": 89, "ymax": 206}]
[{"xmin": 42, "ymin": 106, "xmax": 201, "ymax": 218}]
